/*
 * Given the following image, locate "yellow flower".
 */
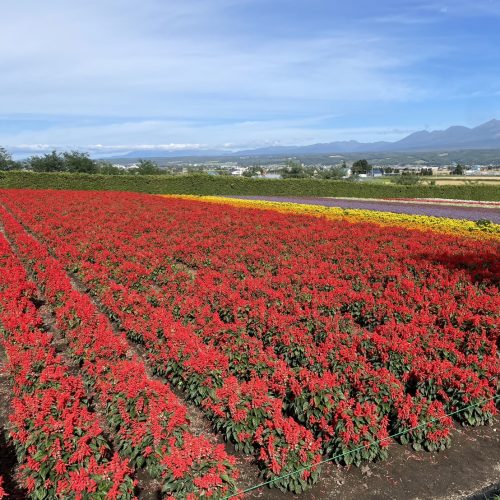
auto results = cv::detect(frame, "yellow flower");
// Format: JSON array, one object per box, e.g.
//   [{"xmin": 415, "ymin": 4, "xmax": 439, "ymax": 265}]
[{"xmin": 160, "ymin": 195, "xmax": 500, "ymax": 241}]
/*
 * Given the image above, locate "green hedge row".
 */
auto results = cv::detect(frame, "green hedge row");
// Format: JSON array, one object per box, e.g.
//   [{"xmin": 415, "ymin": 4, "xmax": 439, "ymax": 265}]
[{"xmin": 0, "ymin": 170, "xmax": 498, "ymax": 201}]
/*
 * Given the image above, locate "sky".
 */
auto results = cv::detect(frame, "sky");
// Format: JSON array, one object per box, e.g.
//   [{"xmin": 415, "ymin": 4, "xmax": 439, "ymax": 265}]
[{"xmin": 1, "ymin": 0, "xmax": 500, "ymax": 157}]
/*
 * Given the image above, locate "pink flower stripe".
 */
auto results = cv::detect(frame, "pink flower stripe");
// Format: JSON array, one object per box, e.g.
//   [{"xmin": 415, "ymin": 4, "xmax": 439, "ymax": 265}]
[{"xmin": 383, "ymin": 198, "xmax": 500, "ymax": 206}]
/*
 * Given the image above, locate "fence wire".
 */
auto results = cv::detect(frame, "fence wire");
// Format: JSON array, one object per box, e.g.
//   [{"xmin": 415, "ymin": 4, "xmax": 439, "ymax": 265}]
[{"xmin": 224, "ymin": 393, "xmax": 499, "ymax": 498}]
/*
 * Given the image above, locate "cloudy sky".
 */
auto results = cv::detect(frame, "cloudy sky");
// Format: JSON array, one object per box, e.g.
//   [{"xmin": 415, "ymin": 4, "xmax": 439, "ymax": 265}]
[{"xmin": 2, "ymin": 0, "xmax": 500, "ymax": 157}]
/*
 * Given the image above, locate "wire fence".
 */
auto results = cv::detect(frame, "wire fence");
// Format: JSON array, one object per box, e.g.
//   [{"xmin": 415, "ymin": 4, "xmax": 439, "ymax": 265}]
[{"xmin": 224, "ymin": 393, "xmax": 500, "ymax": 498}]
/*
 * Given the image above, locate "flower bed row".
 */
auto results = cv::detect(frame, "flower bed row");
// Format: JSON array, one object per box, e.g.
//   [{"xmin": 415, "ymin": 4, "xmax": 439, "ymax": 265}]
[
  {"xmin": 50, "ymin": 241, "xmax": 454, "ymax": 460},
  {"xmin": 0, "ymin": 205, "xmax": 240, "ymax": 499},
  {"xmin": 0, "ymin": 189, "xmax": 498, "ymax": 494},
  {"xmin": 383, "ymin": 197, "xmax": 500, "ymax": 206},
  {"xmin": 0, "ymin": 196, "xmax": 324, "ymax": 495},
  {"xmin": 0, "ymin": 231, "xmax": 136, "ymax": 499},
  {"xmin": 8, "ymin": 191, "xmax": 496, "ymax": 420},
  {"xmin": 164, "ymin": 195, "xmax": 500, "ymax": 239}
]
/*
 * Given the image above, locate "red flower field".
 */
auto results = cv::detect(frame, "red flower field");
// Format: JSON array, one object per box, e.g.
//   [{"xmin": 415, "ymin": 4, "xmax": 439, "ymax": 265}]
[{"xmin": 0, "ymin": 189, "xmax": 498, "ymax": 498}]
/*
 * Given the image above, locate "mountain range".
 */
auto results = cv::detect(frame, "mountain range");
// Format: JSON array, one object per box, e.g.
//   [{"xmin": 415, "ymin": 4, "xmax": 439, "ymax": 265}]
[{"xmin": 116, "ymin": 119, "xmax": 500, "ymax": 158}]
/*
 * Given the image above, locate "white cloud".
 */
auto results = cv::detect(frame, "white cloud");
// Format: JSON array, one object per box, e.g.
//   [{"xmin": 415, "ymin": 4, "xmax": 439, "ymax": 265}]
[
  {"xmin": 1, "ymin": 0, "xmax": 496, "ymax": 150},
  {"xmin": 0, "ymin": 0, "xmax": 430, "ymax": 121},
  {"xmin": 417, "ymin": 0, "xmax": 500, "ymax": 17}
]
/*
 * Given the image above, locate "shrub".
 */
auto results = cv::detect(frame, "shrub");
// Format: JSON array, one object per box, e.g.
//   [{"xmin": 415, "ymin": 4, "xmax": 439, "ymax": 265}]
[{"xmin": 0, "ymin": 171, "xmax": 498, "ymax": 201}]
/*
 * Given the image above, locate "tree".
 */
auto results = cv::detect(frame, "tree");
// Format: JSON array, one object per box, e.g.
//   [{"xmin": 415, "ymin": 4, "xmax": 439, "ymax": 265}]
[
  {"xmin": 390, "ymin": 174, "xmax": 422, "ymax": 186},
  {"xmin": 351, "ymin": 159, "xmax": 371, "ymax": 175},
  {"xmin": 0, "ymin": 147, "xmax": 16, "ymax": 170},
  {"xmin": 135, "ymin": 159, "xmax": 161, "ymax": 175},
  {"xmin": 281, "ymin": 160, "xmax": 308, "ymax": 179},
  {"xmin": 242, "ymin": 166, "xmax": 264, "ymax": 177},
  {"xmin": 451, "ymin": 163, "xmax": 465, "ymax": 175},
  {"xmin": 63, "ymin": 151, "xmax": 98, "ymax": 173},
  {"xmin": 97, "ymin": 162, "xmax": 124, "ymax": 175},
  {"xmin": 28, "ymin": 151, "xmax": 66, "ymax": 172},
  {"xmin": 319, "ymin": 165, "xmax": 346, "ymax": 180}
]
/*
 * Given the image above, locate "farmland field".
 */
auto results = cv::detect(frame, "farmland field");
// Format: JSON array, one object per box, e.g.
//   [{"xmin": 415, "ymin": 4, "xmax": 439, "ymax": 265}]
[
  {"xmin": 0, "ymin": 189, "xmax": 498, "ymax": 499},
  {"xmin": 419, "ymin": 176, "xmax": 500, "ymax": 186}
]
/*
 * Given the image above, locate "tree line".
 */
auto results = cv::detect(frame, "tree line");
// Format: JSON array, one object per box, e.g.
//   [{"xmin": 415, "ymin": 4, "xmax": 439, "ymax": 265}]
[
  {"xmin": 1, "ymin": 147, "xmax": 470, "ymax": 180},
  {"xmin": 276, "ymin": 159, "xmax": 439, "ymax": 181},
  {"xmin": 0, "ymin": 148, "xmax": 166, "ymax": 175}
]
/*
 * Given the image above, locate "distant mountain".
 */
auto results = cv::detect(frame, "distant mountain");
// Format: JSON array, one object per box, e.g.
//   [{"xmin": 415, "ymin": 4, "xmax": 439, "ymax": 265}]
[
  {"xmin": 119, "ymin": 148, "xmax": 227, "ymax": 158},
  {"xmin": 246, "ymin": 119, "xmax": 500, "ymax": 155},
  {"xmin": 112, "ymin": 119, "xmax": 500, "ymax": 158},
  {"xmin": 236, "ymin": 140, "xmax": 391, "ymax": 155},
  {"xmin": 392, "ymin": 120, "xmax": 500, "ymax": 151}
]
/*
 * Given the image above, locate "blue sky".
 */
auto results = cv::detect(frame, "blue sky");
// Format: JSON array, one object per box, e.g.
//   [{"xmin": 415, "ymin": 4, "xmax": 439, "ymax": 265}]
[{"xmin": 1, "ymin": 0, "xmax": 500, "ymax": 157}]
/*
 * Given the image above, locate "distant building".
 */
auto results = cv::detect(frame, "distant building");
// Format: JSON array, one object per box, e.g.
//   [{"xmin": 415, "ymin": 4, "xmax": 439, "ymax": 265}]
[
  {"xmin": 465, "ymin": 165, "xmax": 481, "ymax": 175},
  {"xmin": 231, "ymin": 167, "xmax": 247, "ymax": 176}
]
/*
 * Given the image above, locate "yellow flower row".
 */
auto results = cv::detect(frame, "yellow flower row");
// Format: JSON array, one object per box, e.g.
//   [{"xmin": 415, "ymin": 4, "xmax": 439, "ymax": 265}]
[{"xmin": 160, "ymin": 195, "xmax": 500, "ymax": 240}]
